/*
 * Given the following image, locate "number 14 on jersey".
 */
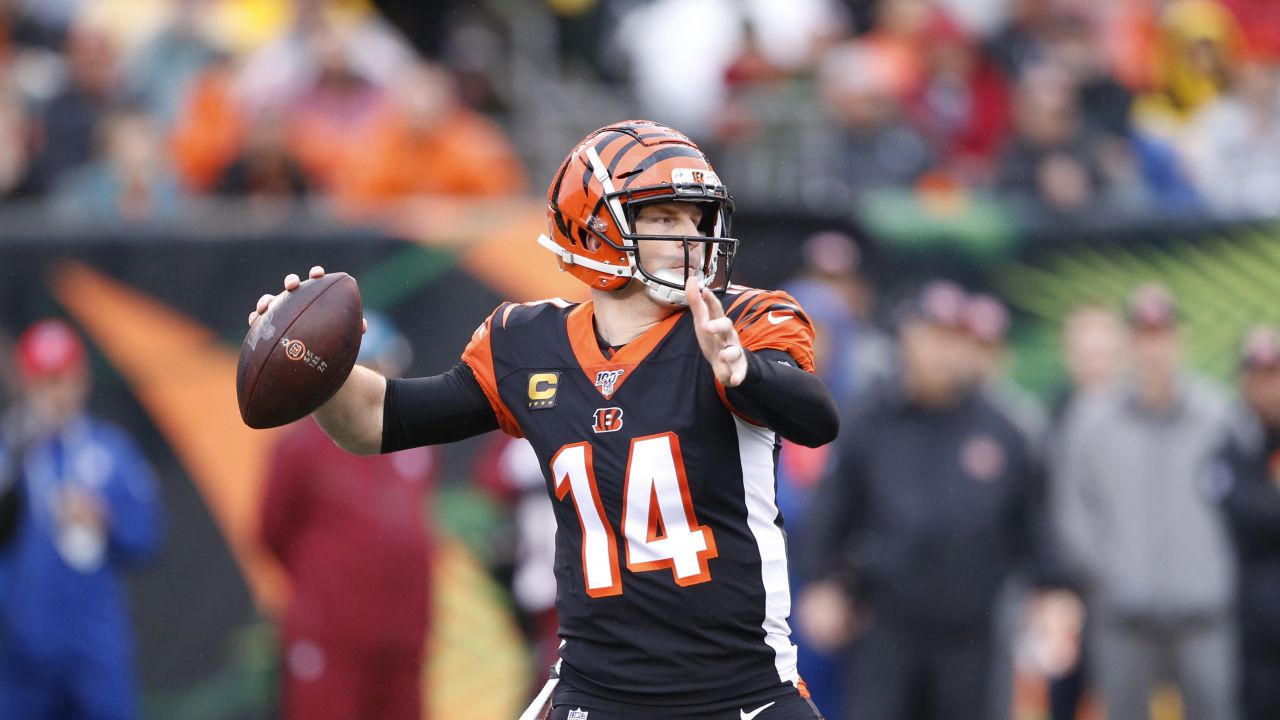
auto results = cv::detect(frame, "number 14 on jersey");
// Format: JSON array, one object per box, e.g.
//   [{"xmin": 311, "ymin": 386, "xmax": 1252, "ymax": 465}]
[{"xmin": 551, "ymin": 433, "xmax": 719, "ymax": 597}]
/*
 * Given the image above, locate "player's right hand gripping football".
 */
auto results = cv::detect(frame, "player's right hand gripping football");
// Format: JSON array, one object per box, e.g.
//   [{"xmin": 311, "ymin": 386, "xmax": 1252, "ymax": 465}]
[{"xmin": 247, "ymin": 265, "xmax": 368, "ymax": 334}]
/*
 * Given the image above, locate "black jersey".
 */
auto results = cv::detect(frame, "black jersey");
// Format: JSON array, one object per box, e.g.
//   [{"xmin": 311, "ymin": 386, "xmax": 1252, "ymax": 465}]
[{"xmin": 461, "ymin": 287, "xmax": 815, "ymax": 704}]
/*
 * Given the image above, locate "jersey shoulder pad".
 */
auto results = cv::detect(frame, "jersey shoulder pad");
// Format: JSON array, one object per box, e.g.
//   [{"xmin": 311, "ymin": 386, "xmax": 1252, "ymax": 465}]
[
  {"xmin": 492, "ymin": 298, "xmax": 574, "ymax": 332},
  {"xmin": 722, "ymin": 286, "xmax": 816, "ymax": 372}
]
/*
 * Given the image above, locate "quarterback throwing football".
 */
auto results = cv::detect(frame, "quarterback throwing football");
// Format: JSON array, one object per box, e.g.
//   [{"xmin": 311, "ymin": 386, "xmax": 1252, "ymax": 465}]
[{"xmin": 248, "ymin": 121, "xmax": 838, "ymax": 720}]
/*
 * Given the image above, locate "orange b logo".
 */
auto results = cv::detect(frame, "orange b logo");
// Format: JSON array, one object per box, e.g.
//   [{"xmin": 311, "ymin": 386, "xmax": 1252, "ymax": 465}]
[{"xmin": 284, "ymin": 340, "xmax": 306, "ymax": 361}]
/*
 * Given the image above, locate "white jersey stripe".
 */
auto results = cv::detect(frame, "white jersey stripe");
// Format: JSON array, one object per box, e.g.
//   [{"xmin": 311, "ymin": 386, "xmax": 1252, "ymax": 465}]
[{"xmin": 735, "ymin": 418, "xmax": 798, "ymax": 684}]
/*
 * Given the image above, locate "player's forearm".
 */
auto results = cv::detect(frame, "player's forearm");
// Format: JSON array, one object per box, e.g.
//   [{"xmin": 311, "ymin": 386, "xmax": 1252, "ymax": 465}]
[
  {"xmin": 313, "ymin": 365, "xmax": 386, "ymax": 455},
  {"xmin": 725, "ymin": 349, "xmax": 839, "ymax": 447}
]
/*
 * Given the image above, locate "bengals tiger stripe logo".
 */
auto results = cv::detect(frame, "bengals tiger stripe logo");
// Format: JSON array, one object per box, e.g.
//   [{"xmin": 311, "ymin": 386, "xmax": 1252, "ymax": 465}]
[{"xmin": 592, "ymin": 407, "xmax": 624, "ymax": 433}]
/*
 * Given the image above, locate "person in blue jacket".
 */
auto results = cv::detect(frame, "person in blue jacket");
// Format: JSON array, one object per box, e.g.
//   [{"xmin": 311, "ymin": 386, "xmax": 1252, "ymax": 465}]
[{"xmin": 0, "ymin": 318, "xmax": 163, "ymax": 720}]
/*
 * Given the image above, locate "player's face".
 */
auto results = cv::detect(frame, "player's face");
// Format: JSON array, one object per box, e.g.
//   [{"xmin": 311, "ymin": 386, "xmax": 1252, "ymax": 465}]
[
  {"xmin": 22, "ymin": 368, "xmax": 90, "ymax": 430},
  {"xmin": 633, "ymin": 202, "xmax": 708, "ymax": 279},
  {"xmin": 1130, "ymin": 326, "xmax": 1180, "ymax": 382},
  {"xmin": 900, "ymin": 320, "xmax": 967, "ymax": 402}
]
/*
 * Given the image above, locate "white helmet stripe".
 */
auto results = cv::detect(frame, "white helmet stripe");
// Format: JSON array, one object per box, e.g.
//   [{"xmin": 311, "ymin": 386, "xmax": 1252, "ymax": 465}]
[{"xmin": 585, "ymin": 145, "xmax": 632, "ymax": 237}]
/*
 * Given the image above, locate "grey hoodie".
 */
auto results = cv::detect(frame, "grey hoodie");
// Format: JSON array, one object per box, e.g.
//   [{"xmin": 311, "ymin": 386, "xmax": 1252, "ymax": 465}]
[{"xmin": 1055, "ymin": 376, "xmax": 1236, "ymax": 621}]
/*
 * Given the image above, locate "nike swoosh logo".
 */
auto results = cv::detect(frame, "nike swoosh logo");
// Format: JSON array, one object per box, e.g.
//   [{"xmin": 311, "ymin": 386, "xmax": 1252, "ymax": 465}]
[
  {"xmin": 766, "ymin": 311, "xmax": 792, "ymax": 325},
  {"xmin": 740, "ymin": 701, "xmax": 776, "ymax": 720}
]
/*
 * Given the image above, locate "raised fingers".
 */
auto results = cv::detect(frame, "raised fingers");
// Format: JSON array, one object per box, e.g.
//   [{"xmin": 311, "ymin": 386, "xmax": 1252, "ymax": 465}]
[
  {"xmin": 685, "ymin": 277, "xmax": 708, "ymax": 324},
  {"xmin": 309, "ymin": 265, "xmax": 325, "ymax": 279},
  {"xmin": 704, "ymin": 316, "xmax": 734, "ymax": 341},
  {"xmin": 699, "ymin": 287, "xmax": 725, "ymax": 320},
  {"xmin": 283, "ymin": 273, "xmax": 300, "ymax": 291}
]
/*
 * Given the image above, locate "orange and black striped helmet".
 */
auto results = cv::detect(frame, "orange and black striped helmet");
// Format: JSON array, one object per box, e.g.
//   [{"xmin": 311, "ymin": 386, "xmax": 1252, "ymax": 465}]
[{"xmin": 537, "ymin": 120, "xmax": 737, "ymax": 303}]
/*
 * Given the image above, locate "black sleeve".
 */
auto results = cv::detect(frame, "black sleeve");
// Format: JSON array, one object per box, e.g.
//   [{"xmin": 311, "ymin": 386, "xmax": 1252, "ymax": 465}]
[
  {"xmin": 723, "ymin": 348, "xmax": 839, "ymax": 447},
  {"xmin": 1220, "ymin": 438, "xmax": 1280, "ymax": 550},
  {"xmin": 802, "ymin": 415, "xmax": 870, "ymax": 592},
  {"xmin": 381, "ymin": 363, "xmax": 501, "ymax": 452}
]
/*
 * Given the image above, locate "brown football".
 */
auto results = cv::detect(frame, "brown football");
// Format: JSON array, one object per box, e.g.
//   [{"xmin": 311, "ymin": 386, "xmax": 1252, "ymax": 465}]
[{"xmin": 236, "ymin": 272, "xmax": 363, "ymax": 429}]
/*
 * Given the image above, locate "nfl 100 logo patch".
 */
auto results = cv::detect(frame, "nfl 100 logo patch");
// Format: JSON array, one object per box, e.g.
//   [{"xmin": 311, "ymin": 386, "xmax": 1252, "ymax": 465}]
[{"xmin": 567, "ymin": 709, "xmax": 589, "ymax": 720}]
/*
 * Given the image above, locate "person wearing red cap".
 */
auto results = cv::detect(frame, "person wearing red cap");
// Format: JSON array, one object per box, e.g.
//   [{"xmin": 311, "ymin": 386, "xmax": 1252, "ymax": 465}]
[
  {"xmin": 0, "ymin": 318, "xmax": 163, "ymax": 720},
  {"xmin": 1215, "ymin": 325, "xmax": 1280, "ymax": 720}
]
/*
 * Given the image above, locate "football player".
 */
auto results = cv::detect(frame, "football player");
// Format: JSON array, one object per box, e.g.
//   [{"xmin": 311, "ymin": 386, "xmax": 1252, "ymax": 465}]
[{"xmin": 248, "ymin": 120, "xmax": 839, "ymax": 720}]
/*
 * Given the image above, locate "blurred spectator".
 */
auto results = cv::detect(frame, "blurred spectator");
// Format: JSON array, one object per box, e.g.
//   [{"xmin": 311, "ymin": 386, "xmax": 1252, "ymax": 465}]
[
  {"xmin": 815, "ymin": 41, "xmax": 934, "ymax": 207},
  {"xmin": 801, "ymin": 280, "xmax": 1061, "ymax": 720},
  {"xmin": 281, "ymin": 23, "xmax": 387, "ymax": 192},
  {"xmin": 1133, "ymin": 0, "xmax": 1244, "ymax": 141},
  {"xmin": 337, "ymin": 61, "xmax": 526, "ymax": 207},
  {"xmin": 986, "ymin": 0, "xmax": 1054, "ymax": 80},
  {"xmin": 473, "ymin": 435, "xmax": 558, "ymax": 677},
  {"xmin": 37, "ymin": 27, "xmax": 121, "ymax": 186},
  {"xmin": 545, "ymin": 0, "xmax": 613, "ymax": 80},
  {"xmin": 934, "ymin": 0, "xmax": 1013, "ymax": 38},
  {"xmin": 52, "ymin": 106, "xmax": 183, "ymax": 222},
  {"xmin": 904, "ymin": 13, "xmax": 1011, "ymax": 182},
  {"xmin": 0, "ymin": 0, "xmax": 65, "ymax": 53},
  {"xmin": 1055, "ymin": 283, "xmax": 1238, "ymax": 720},
  {"xmin": 215, "ymin": 108, "xmax": 309, "ymax": 202},
  {"xmin": 1184, "ymin": 59, "xmax": 1280, "ymax": 219},
  {"xmin": 963, "ymin": 292, "xmax": 1046, "ymax": 441},
  {"xmin": 0, "ymin": 318, "xmax": 163, "ymax": 720},
  {"xmin": 234, "ymin": 0, "xmax": 413, "ymax": 111},
  {"xmin": 1048, "ymin": 12, "xmax": 1203, "ymax": 215},
  {"xmin": 122, "ymin": 0, "xmax": 221, "ymax": 127},
  {"xmin": 1046, "ymin": 13, "xmax": 1131, "ymax": 140},
  {"xmin": 614, "ymin": 0, "xmax": 749, "ymax": 137},
  {"xmin": 15, "ymin": 0, "xmax": 79, "ymax": 39},
  {"xmin": 1217, "ymin": 325, "xmax": 1280, "ymax": 720},
  {"xmin": 1047, "ymin": 304, "xmax": 1130, "ymax": 466},
  {"xmin": 1043, "ymin": 304, "xmax": 1128, "ymax": 720},
  {"xmin": 261, "ymin": 311, "xmax": 436, "ymax": 720},
  {"xmin": 783, "ymin": 231, "xmax": 893, "ymax": 409},
  {"xmin": 997, "ymin": 64, "xmax": 1108, "ymax": 222},
  {"xmin": 861, "ymin": 0, "xmax": 936, "ymax": 93},
  {"xmin": 169, "ymin": 56, "xmax": 244, "ymax": 192},
  {"xmin": 615, "ymin": 0, "xmax": 836, "ymax": 137},
  {"xmin": 0, "ymin": 90, "xmax": 45, "ymax": 201}
]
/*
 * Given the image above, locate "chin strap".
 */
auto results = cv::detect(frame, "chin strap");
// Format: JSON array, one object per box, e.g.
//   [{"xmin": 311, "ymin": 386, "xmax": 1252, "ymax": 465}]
[{"xmin": 537, "ymin": 234, "xmax": 633, "ymax": 277}]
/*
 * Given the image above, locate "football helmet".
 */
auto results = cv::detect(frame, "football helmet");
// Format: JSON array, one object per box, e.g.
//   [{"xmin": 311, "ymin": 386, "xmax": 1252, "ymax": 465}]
[{"xmin": 538, "ymin": 120, "xmax": 737, "ymax": 305}]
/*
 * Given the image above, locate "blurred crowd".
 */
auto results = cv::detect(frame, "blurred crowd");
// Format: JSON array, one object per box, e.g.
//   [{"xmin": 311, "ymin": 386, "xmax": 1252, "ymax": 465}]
[
  {"xmin": 0, "ymin": 0, "xmax": 528, "ymax": 224},
  {"xmin": 0, "ymin": 0, "xmax": 1278, "ymax": 229},
  {"xmin": 602, "ymin": 0, "xmax": 1280, "ymax": 228}
]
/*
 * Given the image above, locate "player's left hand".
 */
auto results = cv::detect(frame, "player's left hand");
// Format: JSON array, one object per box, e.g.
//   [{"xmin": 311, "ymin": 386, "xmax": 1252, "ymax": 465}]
[{"xmin": 687, "ymin": 277, "xmax": 748, "ymax": 387}]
